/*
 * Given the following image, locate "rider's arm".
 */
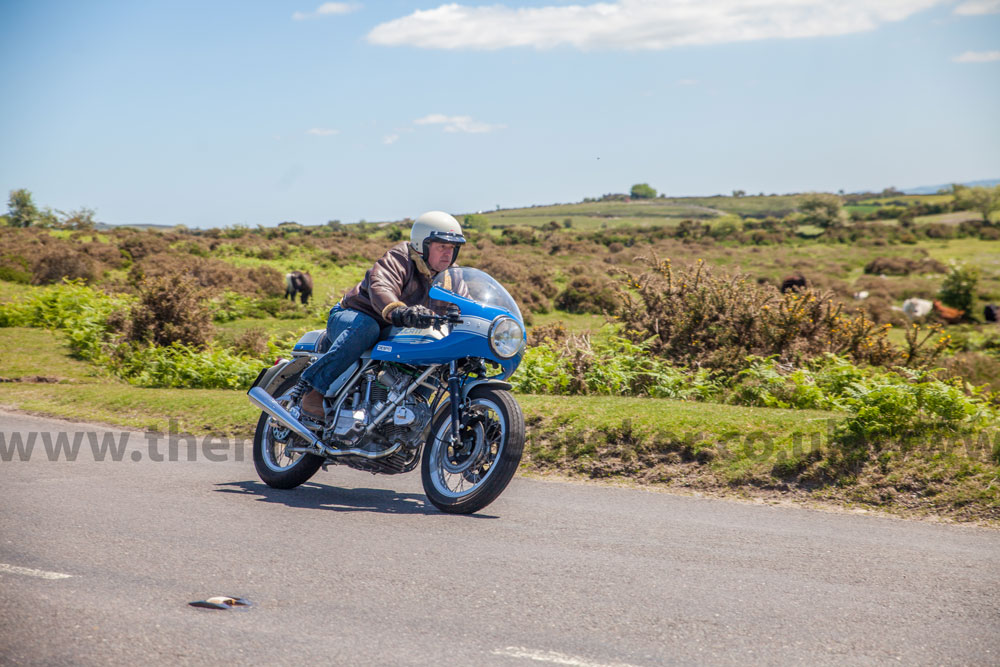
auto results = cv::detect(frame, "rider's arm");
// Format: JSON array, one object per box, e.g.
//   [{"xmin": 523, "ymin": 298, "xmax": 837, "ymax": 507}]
[{"xmin": 367, "ymin": 246, "xmax": 411, "ymax": 324}]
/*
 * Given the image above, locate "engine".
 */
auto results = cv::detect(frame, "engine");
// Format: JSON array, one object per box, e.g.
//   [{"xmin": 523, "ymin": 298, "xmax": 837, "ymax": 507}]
[
  {"xmin": 331, "ymin": 363, "xmax": 432, "ymax": 474},
  {"xmin": 373, "ymin": 364, "xmax": 431, "ymax": 448}
]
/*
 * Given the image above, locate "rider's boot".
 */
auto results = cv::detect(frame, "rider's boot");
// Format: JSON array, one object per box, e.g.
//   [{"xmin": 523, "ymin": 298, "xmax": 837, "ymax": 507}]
[{"xmin": 294, "ymin": 379, "xmax": 324, "ymax": 422}]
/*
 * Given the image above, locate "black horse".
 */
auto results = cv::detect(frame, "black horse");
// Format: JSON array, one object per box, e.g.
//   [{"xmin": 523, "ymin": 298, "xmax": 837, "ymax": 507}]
[
  {"xmin": 284, "ymin": 271, "xmax": 313, "ymax": 305},
  {"xmin": 780, "ymin": 274, "xmax": 807, "ymax": 294}
]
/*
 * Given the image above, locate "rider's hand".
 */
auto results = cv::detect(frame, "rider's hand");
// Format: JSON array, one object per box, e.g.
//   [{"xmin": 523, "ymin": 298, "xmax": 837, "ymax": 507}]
[{"xmin": 391, "ymin": 305, "xmax": 434, "ymax": 328}]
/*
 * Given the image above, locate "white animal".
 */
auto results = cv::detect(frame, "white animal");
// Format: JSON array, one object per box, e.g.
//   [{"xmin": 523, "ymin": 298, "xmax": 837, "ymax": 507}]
[
  {"xmin": 902, "ymin": 298, "xmax": 933, "ymax": 319},
  {"xmin": 853, "ymin": 291, "xmax": 869, "ymax": 300}
]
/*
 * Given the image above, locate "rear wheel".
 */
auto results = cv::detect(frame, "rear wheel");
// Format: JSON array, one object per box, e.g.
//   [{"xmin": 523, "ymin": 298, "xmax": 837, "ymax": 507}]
[
  {"xmin": 252, "ymin": 373, "xmax": 324, "ymax": 489},
  {"xmin": 421, "ymin": 386, "xmax": 524, "ymax": 514}
]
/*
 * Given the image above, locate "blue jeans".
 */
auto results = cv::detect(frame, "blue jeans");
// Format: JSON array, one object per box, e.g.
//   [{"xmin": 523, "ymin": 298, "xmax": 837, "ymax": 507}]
[{"xmin": 300, "ymin": 305, "xmax": 382, "ymax": 395}]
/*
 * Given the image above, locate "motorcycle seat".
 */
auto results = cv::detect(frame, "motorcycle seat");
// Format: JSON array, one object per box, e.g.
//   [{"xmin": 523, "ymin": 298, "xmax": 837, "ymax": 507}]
[{"xmin": 315, "ymin": 331, "xmax": 331, "ymax": 353}]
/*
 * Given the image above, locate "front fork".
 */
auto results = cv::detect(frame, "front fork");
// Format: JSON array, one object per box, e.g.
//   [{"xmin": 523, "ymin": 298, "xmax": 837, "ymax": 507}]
[{"xmin": 448, "ymin": 360, "xmax": 462, "ymax": 446}]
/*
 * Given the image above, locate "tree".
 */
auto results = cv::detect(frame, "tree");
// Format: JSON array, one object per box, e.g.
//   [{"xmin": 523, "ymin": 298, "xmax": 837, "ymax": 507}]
[
  {"xmin": 58, "ymin": 207, "xmax": 98, "ymax": 230},
  {"xmin": 799, "ymin": 193, "xmax": 846, "ymax": 229},
  {"xmin": 732, "ymin": 189, "xmax": 746, "ymax": 198},
  {"xmin": 7, "ymin": 188, "xmax": 40, "ymax": 227},
  {"xmin": 630, "ymin": 183, "xmax": 657, "ymax": 199},
  {"xmin": 953, "ymin": 185, "xmax": 1000, "ymax": 226}
]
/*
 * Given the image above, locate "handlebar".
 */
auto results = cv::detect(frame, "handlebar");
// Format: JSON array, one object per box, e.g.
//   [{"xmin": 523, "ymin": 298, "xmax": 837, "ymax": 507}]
[
  {"xmin": 428, "ymin": 305, "xmax": 463, "ymax": 330},
  {"xmin": 428, "ymin": 312, "xmax": 463, "ymax": 330}
]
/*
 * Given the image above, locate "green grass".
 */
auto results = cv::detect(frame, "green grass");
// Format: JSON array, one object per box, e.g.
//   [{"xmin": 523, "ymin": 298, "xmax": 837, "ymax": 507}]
[
  {"xmin": 0, "ymin": 381, "xmax": 261, "ymax": 437},
  {"xmin": 0, "ymin": 327, "xmax": 98, "ymax": 381},
  {"xmin": 856, "ymin": 194, "xmax": 954, "ymax": 206},
  {"xmin": 0, "ymin": 282, "xmax": 42, "ymax": 304}
]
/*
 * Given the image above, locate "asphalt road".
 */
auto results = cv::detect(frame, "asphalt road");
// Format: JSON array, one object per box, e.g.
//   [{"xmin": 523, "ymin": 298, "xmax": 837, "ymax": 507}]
[{"xmin": 1, "ymin": 409, "xmax": 998, "ymax": 666}]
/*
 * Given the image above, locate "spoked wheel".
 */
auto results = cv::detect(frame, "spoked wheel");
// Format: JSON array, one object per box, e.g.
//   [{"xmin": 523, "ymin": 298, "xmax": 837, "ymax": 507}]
[
  {"xmin": 421, "ymin": 386, "xmax": 524, "ymax": 514},
  {"xmin": 252, "ymin": 374, "xmax": 324, "ymax": 489}
]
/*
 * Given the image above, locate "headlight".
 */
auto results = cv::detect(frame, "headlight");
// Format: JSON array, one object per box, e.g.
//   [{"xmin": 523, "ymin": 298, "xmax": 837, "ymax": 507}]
[{"xmin": 488, "ymin": 316, "xmax": 523, "ymax": 359}]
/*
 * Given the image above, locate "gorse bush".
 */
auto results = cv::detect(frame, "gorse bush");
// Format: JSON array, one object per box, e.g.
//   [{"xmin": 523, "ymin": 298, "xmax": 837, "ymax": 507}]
[{"xmin": 614, "ymin": 256, "xmax": 928, "ymax": 374}]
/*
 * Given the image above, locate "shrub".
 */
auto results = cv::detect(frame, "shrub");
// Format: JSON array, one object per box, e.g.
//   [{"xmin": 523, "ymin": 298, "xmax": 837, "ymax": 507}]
[
  {"xmin": 117, "ymin": 232, "xmax": 169, "ymax": 261},
  {"xmin": 230, "ymin": 327, "xmax": 270, "ymax": 357},
  {"xmin": 512, "ymin": 334, "xmax": 721, "ymax": 399},
  {"xmin": 80, "ymin": 241, "xmax": 128, "ymax": 269},
  {"xmin": 799, "ymin": 194, "xmax": 846, "ymax": 229},
  {"xmin": 614, "ymin": 257, "xmax": 904, "ymax": 374},
  {"xmin": 498, "ymin": 226, "xmax": 538, "ymax": 245},
  {"xmin": 107, "ymin": 341, "xmax": 264, "ymax": 389},
  {"xmin": 938, "ymin": 262, "xmax": 979, "ymax": 316},
  {"xmin": 32, "ymin": 251, "xmax": 99, "ymax": 285},
  {"xmin": 130, "ymin": 253, "xmax": 283, "ymax": 296},
  {"xmin": 246, "ymin": 266, "xmax": 285, "ymax": 297},
  {"xmin": 555, "ymin": 275, "xmax": 621, "ymax": 314},
  {"xmin": 864, "ymin": 256, "xmax": 947, "ymax": 276},
  {"xmin": 0, "ymin": 255, "xmax": 32, "ymax": 283},
  {"xmin": 470, "ymin": 252, "xmax": 556, "ymax": 314},
  {"xmin": 126, "ymin": 274, "xmax": 214, "ymax": 348}
]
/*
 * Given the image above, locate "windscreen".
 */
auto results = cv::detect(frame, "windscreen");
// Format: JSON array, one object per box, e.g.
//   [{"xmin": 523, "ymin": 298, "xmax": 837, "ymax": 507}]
[{"xmin": 432, "ymin": 267, "xmax": 523, "ymax": 322}]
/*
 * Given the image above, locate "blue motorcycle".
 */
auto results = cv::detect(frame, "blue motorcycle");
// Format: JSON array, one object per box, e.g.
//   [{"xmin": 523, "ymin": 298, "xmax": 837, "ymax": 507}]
[{"xmin": 247, "ymin": 267, "xmax": 526, "ymax": 514}]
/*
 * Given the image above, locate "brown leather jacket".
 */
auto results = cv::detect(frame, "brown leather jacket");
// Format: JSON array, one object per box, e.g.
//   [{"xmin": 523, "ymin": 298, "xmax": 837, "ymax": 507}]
[{"xmin": 341, "ymin": 242, "xmax": 459, "ymax": 325}]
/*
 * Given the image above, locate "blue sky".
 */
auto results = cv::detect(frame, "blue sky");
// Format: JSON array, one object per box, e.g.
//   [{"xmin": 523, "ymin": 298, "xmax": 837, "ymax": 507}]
[{"xmin": 1, "ymin": 0, "xmax": 998, "ymax": 227}]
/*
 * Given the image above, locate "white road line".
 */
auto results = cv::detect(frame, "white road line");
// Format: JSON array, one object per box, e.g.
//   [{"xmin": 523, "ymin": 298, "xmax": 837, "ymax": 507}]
[
  {"xmin": 0, "ymin": 563, "xmax": 72, "ymax": 580},
  {"xmin": 492, "ymin": 647, "xmax": 641, "ymax": 667}
]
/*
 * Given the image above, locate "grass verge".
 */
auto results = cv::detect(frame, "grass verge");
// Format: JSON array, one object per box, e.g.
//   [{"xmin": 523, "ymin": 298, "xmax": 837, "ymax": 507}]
[{"xmin": 1, "ymin": 328, "xmax": 996, "ymax": 523}]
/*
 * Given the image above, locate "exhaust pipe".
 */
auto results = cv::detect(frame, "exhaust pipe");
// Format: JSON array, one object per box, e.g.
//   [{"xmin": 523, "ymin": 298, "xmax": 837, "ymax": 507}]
[
  {"xmin": 247, "ymin": 387, "xmax": 402, "ymax": 460},
  {"xmin": 248, "ymin": 387, "xmax": 324, "ymax": 451}
]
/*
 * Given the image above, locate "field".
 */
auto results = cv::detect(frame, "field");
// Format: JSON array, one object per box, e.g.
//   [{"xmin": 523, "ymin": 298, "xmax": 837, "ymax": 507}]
[{"xmin": 2, "ymin": 190, "xmax": 999, "ymax": 522}]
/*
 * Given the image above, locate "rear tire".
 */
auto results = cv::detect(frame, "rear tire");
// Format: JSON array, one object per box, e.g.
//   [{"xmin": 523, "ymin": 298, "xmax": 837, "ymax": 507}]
[
  {"xmin": 421, "ymin": 387, "xmax": 524, "ymax": 514},
  {"xmin": 252, "ymin": 373, "xmax": 324, "ymax": 489}
]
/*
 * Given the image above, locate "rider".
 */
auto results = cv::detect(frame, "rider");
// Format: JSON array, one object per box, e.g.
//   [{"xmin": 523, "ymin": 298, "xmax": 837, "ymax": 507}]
[{"xmin": 296, "ymin": 211, "xmax": 466, "ymax": 421}]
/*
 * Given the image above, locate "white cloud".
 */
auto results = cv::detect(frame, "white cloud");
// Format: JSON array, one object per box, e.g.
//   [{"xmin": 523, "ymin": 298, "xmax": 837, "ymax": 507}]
[
  {"xmin": 383, "ymin": 133, "xmax": 400, "ymax": 145},
  {"xmin": 414, "ymin": 113, "xmax": 505, "ymax": 133},
  {"xmin": 293, "ymin": 3, "xmax": 358, "ymax": 21},
  {"xmin": 953, "ymin": 49, "xmax": 1000, "ymax": 62},
  {"xmin": 367, "ymin": 0, "xmax": 946, "ymax": 51},
  {"xmin": 677, "ymin": 78, "xmax": 698, "ymax": 86},
  {"xmin": 954, "ymin": 0, "xmax": 1000, "ymax": 15},
  {"xmin": 306, "ymin": 128, "xmax": 339, "ymax": 136}
]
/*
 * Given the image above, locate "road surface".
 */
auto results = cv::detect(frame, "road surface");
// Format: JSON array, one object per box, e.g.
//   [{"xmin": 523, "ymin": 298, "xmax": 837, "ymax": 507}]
[{"xmin": 1, "ymin": 410, "xmax": 998, "ymax": 665}]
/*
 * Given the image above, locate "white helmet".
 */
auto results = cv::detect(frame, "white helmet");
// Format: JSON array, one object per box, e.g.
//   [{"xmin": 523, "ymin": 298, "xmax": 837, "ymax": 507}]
[{"xmin": 410, "ymin": 211, "xmax": 466, "ymax": 264}]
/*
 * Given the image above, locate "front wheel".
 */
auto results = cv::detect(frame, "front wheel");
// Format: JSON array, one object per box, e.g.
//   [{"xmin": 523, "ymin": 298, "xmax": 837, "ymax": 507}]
[
  {"xmin": 421, "ymin": 387, "xmax": 524, "ymax": 514},
  {"xmin": 252, "ymin": 373, "xmax": 324, "ymax": 489}
]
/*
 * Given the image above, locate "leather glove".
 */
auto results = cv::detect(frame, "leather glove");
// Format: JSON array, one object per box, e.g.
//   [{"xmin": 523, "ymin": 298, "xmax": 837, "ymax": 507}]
[{"xmin": 390, "ymin": 305, "xmax": 434, "ymax": 328}]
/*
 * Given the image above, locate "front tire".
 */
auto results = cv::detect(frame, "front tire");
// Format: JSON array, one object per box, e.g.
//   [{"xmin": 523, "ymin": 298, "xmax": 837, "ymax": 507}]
[
  {"xmin": 252, "ymin": 373, "xmax": 324, "ymax": 489},
  {"xmin": 421, "ymin": 387, "xmax": 524, "ymax": 514}
]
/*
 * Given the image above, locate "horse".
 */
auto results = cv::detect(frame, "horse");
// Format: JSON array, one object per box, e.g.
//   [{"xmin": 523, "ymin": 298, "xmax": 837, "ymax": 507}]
[
  {"xmin": 933, "ymin": 300, "xmax": 963, "ymax": 324},
  {"xmin": 902, "ymin": 298, "xmax": 933, "ymax": 319},
  {"xmin": 284, "ymin": 271, "xmax": 313, "ymax": 305},
  {"xmin": 780, "ymin": 274, "xmax": 807, "ymax": 293}
]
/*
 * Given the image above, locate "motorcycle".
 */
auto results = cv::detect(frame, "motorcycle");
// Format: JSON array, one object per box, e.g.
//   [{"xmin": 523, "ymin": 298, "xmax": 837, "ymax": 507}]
[{"xmin": 246, "ymin": 267, "xmax": 526, "ymax": 514}]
